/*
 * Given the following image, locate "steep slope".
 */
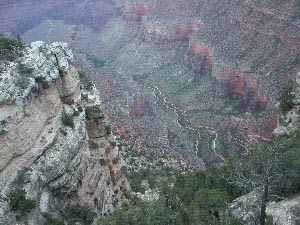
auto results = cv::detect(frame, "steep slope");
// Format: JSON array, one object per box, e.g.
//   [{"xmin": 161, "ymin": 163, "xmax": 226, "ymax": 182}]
[
  {"xmin": 21, "ymin": 0, "xmax": 300, "ymax": 167},
  {"xmin": 0, "ymin": 41, "xmax": 128, "ymax": 224}
]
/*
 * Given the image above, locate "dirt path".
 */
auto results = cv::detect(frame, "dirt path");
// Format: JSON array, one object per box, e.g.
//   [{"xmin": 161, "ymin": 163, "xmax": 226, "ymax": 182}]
[{"xmin": 139, "ymin": 81, "xmax": 225, "ymax": 162}]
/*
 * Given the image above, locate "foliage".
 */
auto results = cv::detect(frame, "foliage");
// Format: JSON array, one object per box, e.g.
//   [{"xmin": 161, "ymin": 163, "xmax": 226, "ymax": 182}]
[
  {"xmin": 61, "ymin": 111, "xmax": 74, "ymax": 128},
  {"xmin": 291, "ymin": 205, "xmax": 300, "ymax": 224},
  {"xmin": 127, "ymin": 166, "xmax": 180, "ymax": 193},
  {"xmin": 86, "ymin": 54, "xmax": 105, "ymax": 68},
  {"xmin": 101, "ymin": 132, "xmax": 300, "ymax": 225},
  {"xmin": 62, "ymin": 97, "xmax": 75, "ymax": 106},
  {"xmin": 100, "ymin": 167, "xmax": 240, "ymax": 225},
  {"xmin": 279, "ymin": 82, "xmax": 294, "ymax": 113},
  {"xmin": 0, "ymin": 34, "xmax": 25, "ymax": 62},
  {"xmin": 99, "ymin": 200, "xmax": 184, "ymax": 225},
  {"xmin": 65, "ymin": 204, "xmax": 96, "ymax": 225},
  {"xmin": 100, "ymin": 129, "xmax": 300, "ymax": 225},
  {"xmin": 275, "ymin": 133, "xmax": 300, "ymax": 196},
  {"xmin": 7, "ymin": 189, "xmax": 36, "ymax": 212},
  {"xmin": 188, "ymin": 189, "xmax": 232, "ymax": 225},
  {"xmin": 77, "ymin": 106, "xmax": 83, "ymax": 112},
  {"xmin": 17, "ymin": 63, "xmax": 33, "ymax": 77},
  {"xmin": 15, "ymin": 76, "xmax": 31, "ymax": 89},
  {"xmin": 44, "ymin": 216, "xmax": 65, "ymax": 225},
  {"xmin": 78, "ymin": 71, "xmax": 94, "ymax": 91},
  {"xmin": 227, "ymin": 135, "xmax": 300, "ymax": 224}
]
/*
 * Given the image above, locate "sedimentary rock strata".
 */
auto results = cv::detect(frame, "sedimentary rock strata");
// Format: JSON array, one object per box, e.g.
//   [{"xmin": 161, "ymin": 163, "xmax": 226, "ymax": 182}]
[{"xmin": 0, "ymin": 41, "xmax": 128, "ymax": 224}]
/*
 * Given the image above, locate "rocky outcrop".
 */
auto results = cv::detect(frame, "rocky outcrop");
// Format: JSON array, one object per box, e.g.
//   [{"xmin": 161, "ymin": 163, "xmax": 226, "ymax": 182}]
[
  {"xmin": 139, "ymin": 18, "xmax": 202, "ymax": 45},
  {"xmin": 185, "ymin": 41, "xmax": 213, "ymax": 78},
  {"xmin": 0, "ymin": 41, "xmax": 128, "ymax": 224},
  {"xmin": 231, "ymin": 190, "xmax": 300, "ymax": 225},
  {"xmin": 218, "ymin": 67, "xmax": 269, "ymax": 111}
]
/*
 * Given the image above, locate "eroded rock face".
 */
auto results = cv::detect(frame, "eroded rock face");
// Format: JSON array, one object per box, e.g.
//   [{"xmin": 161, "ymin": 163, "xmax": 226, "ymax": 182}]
[
  {"xmin": 0, "ymin": 42, "xmax": 128, "ymax": 224},
  {"xmin": 218, "ymin": 67, "xmax": 269, "ymax": 111},
  {"xmin": 185, "ymin": 41, "xmax": 213, "ymax": 78}
]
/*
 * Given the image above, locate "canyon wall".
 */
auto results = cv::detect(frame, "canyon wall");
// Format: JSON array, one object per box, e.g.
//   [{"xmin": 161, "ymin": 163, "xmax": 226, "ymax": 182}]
[
  {"xmin": 0, "ymin": 41, "xmax": 128, "ymax": 224},
  {"xmin": 0, "ymin": 0, "xmax": 124, "ymax": 35},
  {"xmin": 17, "ymin": 0, "xmax": 300, "ymax": 167}
]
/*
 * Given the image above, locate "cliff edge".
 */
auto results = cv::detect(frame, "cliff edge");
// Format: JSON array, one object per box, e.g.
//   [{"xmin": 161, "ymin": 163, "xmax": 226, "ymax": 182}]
[{"xmin": 0, "ymin": 41, "xmax": 128, "ymax": 224}]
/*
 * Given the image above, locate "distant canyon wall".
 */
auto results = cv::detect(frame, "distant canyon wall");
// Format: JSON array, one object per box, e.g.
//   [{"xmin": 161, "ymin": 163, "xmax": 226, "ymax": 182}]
[{"xmin": 0, "ymin": 0, "xmax": 124, "ymax": 35}]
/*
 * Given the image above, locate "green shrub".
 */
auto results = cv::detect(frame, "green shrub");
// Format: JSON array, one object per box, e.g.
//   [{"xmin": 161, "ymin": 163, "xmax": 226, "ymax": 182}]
[
  {"xmin": 44, "ymin": 216, "xmax": 64, "ymax": 225},
  {"xmin": 78, "ymin": 71, "xmax": 94, "ymax": 91},
  {"xmin": 86, "ymin": 54, "xmax": 105, "ymax": 68},
  {"xmin": 7, "ymin": 189, "xmax": 36, "ymax": 212},
  {"xmin": 65, "ymin": 204, "xmax": 96, "ymax": 225},
  {"xmin": 77, "ymin": 106, "xmax": 83, "ymax": 112},
  {"xmin": 62, "ymin": 97, "xmax": 75, "ymax": 106},
  {"xmin": 39, "ymin": 46, "xmax": 46, "ymax": 54},
  {"xmin": 17, "ymin": 63, "xmax": 33, "ymax": 77},
  {"xmin": 61, "ymin": 111, "xmax": 74, "ymax": 128},
  {"xmin": 73, "ymin": 111, "xmax": 80, "ymax": 117},
  {"xmin": 279, "ymin": 82, "xmax": 294, "ymax": 113},
  {"xmin": 0, "ymin": 34, "xmax": 25, "ymax": 62},
  {"xmin": 15, "ymin": 76, "xmax": 31, "ymax": 89}
]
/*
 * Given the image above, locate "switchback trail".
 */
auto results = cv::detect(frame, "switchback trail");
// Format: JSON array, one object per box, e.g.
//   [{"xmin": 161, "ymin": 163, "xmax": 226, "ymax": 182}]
[{"xmin": 138, "ymin": 81, "xmax": 225, "ymax": 162}]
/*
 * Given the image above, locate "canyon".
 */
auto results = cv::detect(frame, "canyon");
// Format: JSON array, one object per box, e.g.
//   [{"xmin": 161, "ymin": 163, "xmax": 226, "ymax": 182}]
[
  {"xmin": 1, "ymin": 0, "xmax": 300, "ymax": 224},
  {"xmin": 19, "ymin": 0, "xmax": 300, "ymax": 168},
  {"xmin": 0, "ymin": 0, "xmax": 124, "ymax": 35}
]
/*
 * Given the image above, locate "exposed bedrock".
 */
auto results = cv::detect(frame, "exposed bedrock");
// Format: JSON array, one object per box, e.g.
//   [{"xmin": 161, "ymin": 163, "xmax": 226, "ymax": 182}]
[{"xmin": 0, "ymin": 41, "xmax": 128, "ymax": 224}]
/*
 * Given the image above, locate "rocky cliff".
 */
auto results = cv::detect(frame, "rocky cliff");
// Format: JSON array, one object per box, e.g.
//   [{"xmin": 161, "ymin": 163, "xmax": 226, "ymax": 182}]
[{"xmin": 0, "ymin": 41, "xmax": 128, "ymax": 224}]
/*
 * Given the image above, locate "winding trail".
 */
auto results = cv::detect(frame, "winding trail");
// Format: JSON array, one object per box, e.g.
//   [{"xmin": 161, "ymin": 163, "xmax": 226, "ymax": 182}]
[{"xmin": 138, "ymin": 81, "xmax": 225, "ymax": 162}]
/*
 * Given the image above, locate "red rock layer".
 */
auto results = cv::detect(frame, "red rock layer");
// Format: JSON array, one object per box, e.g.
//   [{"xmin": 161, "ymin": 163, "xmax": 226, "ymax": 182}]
[
  {"xmin": 140, "ymin": 19, "xmax": 203, "ymax": 45},
  {"xmin": 185, "ymin": 41, "xmax": 213, "ymax": 75},
  {"xmin": 123, "ymin": 2, "xmax": 152, "ymax": 22},
  {"xmin": 220, "ymin": 67, "xmax": 269, "ymax": 108}
]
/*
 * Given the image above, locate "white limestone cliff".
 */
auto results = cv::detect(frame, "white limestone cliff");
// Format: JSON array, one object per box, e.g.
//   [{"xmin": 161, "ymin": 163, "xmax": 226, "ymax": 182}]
[{"xmin": 0, "ymin": 41, "xmax": 128, "ymax": 224}]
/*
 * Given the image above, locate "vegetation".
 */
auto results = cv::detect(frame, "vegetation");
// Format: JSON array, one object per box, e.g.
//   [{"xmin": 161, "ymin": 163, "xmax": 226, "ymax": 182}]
[
  {"xmin": 77, "ymin": 105, "xmax": 83, "ymax": 112},
  {"xmin": 127, "ymin": 166, "xmax": 180, "ymax": 193},
  {"xmin": 62, "ymin": 97, "xmax": 75, "ymax": 106},
  {"xmin": 44, "ymin": 216, "xmax": 65, "ymax": 225},
  {"xmin": 291, "ymin": 205, "xmax": 300, "ymax": 224},
  {"xmin": 0, "ymin": 33, "xmax": 25, "ymax": 62},
  {"xmin": 279, "ymin": 81, "xmax": 294, "ymax": 113},
  {"xmin": 15, "ymin": 76, "xmax": 31, "ymax": 89},
  {"xmin": 227, "ymin": 133, "xmax": 300, "ymax": 225},
  {"xmin": 78, "ymin": 71, "xmax": 94, "ymax": 91},
  {"xmin": 86, "ymin": 54, "xmax": 106, "ymax": 68},
  {"xmin": 100, "ymin": 132, "xmax": 300, "ymax": 225},
  {"xmin": 61, "ymin": 111, "xmax": 74, "ymax": 128},
  {"xmin": 7, "ymin": 189, "xmax": 36, "ymax": 212},
  {"xmin": 99, "ymin": 166, "xmax": 240, "ymax": 225},
  {"xmin": 64, "ymin": 204, "xmax": 96, "ymax": 225},
  {"xmin": 17, "ymin": 63, "xmax": 33, "ymax": 77}
]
